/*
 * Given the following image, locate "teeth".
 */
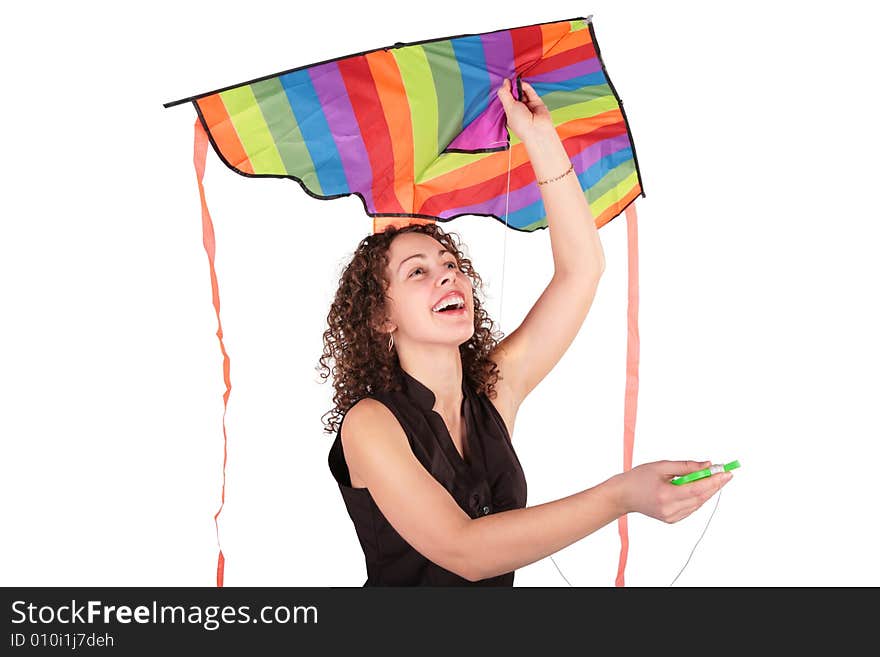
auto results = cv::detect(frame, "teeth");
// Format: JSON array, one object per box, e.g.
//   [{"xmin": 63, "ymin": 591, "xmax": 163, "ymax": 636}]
[{"xmin": 433, "ymin": 295, "xmax": 465, "ymax": 312}]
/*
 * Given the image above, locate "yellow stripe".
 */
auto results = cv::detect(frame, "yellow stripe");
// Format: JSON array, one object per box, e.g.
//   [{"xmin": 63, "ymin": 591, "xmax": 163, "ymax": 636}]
[
  {"xmin": 392, "ymin": 46, "xmax": 439, "ymax": 183},
  {"xmin": 221, "ymin": 86, "xmax": 286, "ymax": 174},
  {"xmin": 592, "ymin": 170, "xmax": 639, "ymax": 217}
]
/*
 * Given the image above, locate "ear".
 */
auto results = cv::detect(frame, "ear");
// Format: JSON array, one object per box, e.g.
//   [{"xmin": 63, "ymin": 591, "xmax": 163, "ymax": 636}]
[{"xmin": 372, "ymin": 315, "xmax": 395, "ymax": 334}]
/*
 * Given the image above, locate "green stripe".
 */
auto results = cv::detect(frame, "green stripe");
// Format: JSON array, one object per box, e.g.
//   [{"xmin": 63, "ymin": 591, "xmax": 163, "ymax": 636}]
[
  {"xmin": 422, "ymin": 150, "xmax": 480, "ymax": 181},
  {"xmin": 251, "ymin": 78, "xmax": 321, "ymax": 192},
  {"xmin": 570, "ymin": 18, "xmax": 589, "ymax": 32},
  {"xmin": 221, "ymin": 86, "xmax": 286, "ymax": 174},
  {"xmin": 587, "ymin": 157, "xmax": 636, "ymax": 205},
  {"xmin": 424, "ymin": 40, "xmax": 464, "ymax": 162},
  {"xmin": 591, "ymin": 169, "xmax": 639, "ymax": 218},
  {"xmin": 393, "ymin": 45, "xmax": 438, "ymax": 183},
  {"xmin": 542, "ymin": 83, "xmax": 613, "ymax": 113},
  {"xmin": 547, "ymin": 93, "xmax": 619, "ymax": 125},
  {"xmin": 521, "ymin": 215, "xmax": 549, "ymax": 231}
]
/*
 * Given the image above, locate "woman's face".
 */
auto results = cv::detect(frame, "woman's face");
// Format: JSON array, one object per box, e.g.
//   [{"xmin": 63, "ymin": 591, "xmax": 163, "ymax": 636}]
[{"xmin": 382, "ymin": 232, "xmax": 475, "ymax": 349}]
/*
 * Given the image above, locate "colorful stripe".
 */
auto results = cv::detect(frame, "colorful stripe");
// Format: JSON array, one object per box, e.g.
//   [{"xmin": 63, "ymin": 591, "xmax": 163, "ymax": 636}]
[{"xmin": 194, "ymin": 16, "xmax": 643, "ymax": 232}]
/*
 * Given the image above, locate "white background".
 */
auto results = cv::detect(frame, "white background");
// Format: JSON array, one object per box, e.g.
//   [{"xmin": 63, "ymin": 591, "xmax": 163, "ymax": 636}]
[{"xmin": 2, "ymin": 0, "xmax": 877, "ymax": 587}]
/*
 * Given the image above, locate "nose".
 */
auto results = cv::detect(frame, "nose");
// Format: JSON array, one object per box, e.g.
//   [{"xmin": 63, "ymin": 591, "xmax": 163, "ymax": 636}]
[{"xmin": 436, "ymin": 266, "xmax": 457, "ymax": 286}]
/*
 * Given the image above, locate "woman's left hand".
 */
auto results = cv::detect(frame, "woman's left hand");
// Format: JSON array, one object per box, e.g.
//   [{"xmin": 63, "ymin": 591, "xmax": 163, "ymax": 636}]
[{"xmin": 496, "ymin": 78, "xmax": 556, "ymax": 143}]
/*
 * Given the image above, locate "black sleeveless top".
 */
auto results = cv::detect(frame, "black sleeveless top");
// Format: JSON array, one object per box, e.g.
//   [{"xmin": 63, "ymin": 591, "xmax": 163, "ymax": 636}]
[{"xmin": 327, "ymin": 362, "xmax": 528, "ymax": 586}]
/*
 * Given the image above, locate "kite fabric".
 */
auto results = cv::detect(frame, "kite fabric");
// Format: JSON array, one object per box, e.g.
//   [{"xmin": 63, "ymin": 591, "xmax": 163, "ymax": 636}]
[{"xmin": 165, "ymin": 14, "xmax": 645, "ymax": 587}]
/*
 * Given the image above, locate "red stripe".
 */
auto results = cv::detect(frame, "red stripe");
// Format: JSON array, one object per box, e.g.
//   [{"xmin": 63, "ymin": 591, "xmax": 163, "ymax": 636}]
[
  {"xmin": 419, "ymin": 120, "xmax": 628, "ymax": 216},
  {"xmin": 526, "ymin": 40, "xmax": 597, "ymax": 78},
  {"xmin": 511, "ymin": 24, "xmax": 544, "ymax": 75},
  {"xmin": 418, "ymin": 158, "xmax": 533, "ymax": 216},
  {"xmin": 337, "ymin": 56, "xmax": 405, "ymax": 215}
]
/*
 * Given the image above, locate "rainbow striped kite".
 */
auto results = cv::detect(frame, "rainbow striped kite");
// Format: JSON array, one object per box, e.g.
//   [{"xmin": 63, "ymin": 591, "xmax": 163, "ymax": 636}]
[
  {"xmin": 164, "ymin": 15, "xmax": 646, "ymax": 588},
  {"xmin": 164, "ymin": 15, "xmax": 643, "ymax": 234}
]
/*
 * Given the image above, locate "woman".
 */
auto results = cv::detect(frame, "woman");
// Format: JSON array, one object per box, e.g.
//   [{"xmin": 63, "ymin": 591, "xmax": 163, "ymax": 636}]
[{"xmin": 321, "ymin": 79, "xmax": 732, "ymax": 585}]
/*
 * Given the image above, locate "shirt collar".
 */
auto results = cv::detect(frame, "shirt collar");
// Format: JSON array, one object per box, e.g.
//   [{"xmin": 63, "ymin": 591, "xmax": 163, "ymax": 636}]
[{"xmin": 396, "ymin": 362, "xmax": 469, "ymax": 412}]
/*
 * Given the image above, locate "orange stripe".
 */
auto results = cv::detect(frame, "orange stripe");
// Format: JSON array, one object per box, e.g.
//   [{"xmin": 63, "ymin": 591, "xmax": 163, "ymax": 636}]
[
  {"xmin": 539, "ymin": 21, "xmax": 572, "ymax": 56},
  {"xmin": 367, "ymin": 50, "xmax": 414, "ymax": 217},
  {"xmin": 595, "ymin": 185, "xmax": 642, "ymax": 229},
  {"xmin": 373, "ymin": 215, "xmax": 435, "ymax": 234},
  {"xmin": 539, "ymin": 21, "xmax": 590, "ymax": 58},
  {"xmin": 193, "ymin": 117, "xmax": 233, "ymax": 587},
  {"xmin": 196, "ymin": 95, "xmax": 254, "ymax": 175},
  {"xmin": 414, "ymin": 142, "xmax": 529, "ymax": 210}
]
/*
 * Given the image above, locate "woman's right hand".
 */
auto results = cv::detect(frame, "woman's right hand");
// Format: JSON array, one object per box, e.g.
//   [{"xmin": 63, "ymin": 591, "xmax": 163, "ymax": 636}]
[{"xmin": 614, "ymin": 460, "xmax": 734, "ymax": 523}]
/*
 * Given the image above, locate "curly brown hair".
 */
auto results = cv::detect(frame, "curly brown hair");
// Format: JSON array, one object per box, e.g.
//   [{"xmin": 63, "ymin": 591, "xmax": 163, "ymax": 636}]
[{"xmin": 317, "ymin": 222, "xmax": 505, "ymax": 436}]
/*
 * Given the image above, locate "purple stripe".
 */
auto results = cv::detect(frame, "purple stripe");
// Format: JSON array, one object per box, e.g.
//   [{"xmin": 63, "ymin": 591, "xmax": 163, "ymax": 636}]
[
  {"xmin": 309, "ymin": 61, "xmax": 374, "ymax": 208},
  {"xmin": 441, "ymin": 134, "xmax": 632, "ymax": 218},
  {"xmin": 448, "ymin": 31, "xmax": 520, "ymax": 153},
  {"xmin": 526, "ymin": 57, "xmax": 602, "ymax": 84},
  {"xmin": 576, "ymin": 133, "xmax": 631, "ymax": 171},
  {"xmin": 480, "ymin": 31, "xmax": 517, "ymax": 92}
]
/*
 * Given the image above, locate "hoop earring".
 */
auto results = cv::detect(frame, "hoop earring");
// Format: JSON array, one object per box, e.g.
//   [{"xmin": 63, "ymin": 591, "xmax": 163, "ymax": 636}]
[{"xmin": 388, "ymin": 332, "xmax": 394, "ymax": 352}]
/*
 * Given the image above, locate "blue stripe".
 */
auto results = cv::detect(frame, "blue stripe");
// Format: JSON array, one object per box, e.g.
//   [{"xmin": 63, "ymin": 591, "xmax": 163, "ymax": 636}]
[
  {"xmin": 580, "ymin": 147, "xmax": 633, "ymax": 189},
  {"xmin": 452, "ymin": 36, "xmax": 491, "ymax": 128},
  {"xmin": 530, "ymin": 70, "xmax": 607, "ymax": 95},
  {"xmin": 279, "ymin": 69, "xmax": 349, "ymax": 195},
  {"xmin": 507, "ymin": 196, "xmax": 547, "ymax": 230}
]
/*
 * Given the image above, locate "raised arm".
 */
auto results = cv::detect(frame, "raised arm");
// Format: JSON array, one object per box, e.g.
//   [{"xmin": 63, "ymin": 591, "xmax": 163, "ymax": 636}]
[{"xmin": 491, "ymin": 79, "xmax": 606, "ymax": 404}]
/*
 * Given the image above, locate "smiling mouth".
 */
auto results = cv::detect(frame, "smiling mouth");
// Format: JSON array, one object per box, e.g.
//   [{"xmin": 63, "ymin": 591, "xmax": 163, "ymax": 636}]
[{"xmin": 432, "ymin": 295, "xmax": 467, "ymax": 315}]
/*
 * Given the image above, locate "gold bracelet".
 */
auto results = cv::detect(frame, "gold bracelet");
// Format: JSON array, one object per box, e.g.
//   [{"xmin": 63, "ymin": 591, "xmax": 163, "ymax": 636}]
[{"xmin": 536, "ymin": 162, "xmax": 574, "ymax": 185}]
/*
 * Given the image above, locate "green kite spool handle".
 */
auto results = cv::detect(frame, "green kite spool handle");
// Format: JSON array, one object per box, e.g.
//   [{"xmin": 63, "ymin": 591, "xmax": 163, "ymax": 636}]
[{"xmin": 670, "ymin": 460, "xmax": 741, "ymax": 485}]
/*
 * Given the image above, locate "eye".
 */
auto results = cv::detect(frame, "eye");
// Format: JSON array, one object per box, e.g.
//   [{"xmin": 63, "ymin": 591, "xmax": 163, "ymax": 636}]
[{"xmin": 408, "ymin": 261, "xmax": 457, "ymax": 277}]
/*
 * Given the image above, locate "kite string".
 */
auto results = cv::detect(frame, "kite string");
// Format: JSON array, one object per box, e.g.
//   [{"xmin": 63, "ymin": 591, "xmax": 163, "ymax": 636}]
[
  {"xmin": 669, "ymin": 489, "xmax": 723, "ymax": 586},
  {"xmin": 486, "ymin": 139, "xmax": 512, "ymax": 333},
  {"xmin": 484, "ymin": 135, "xmax": 721, "ymax": 588},
  {"xmin": 545, "ymin": 487, "xmax": 723, "ymax": 588},
  {"xmin": 487, "ymin": 136, "xmax": 572, "ymax": 584}
]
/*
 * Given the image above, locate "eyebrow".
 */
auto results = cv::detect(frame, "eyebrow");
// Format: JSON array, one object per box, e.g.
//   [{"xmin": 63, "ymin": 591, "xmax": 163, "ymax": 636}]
[{"xmin": 397, "ymin": 248, "xmax": 451, "ymax": 273}]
